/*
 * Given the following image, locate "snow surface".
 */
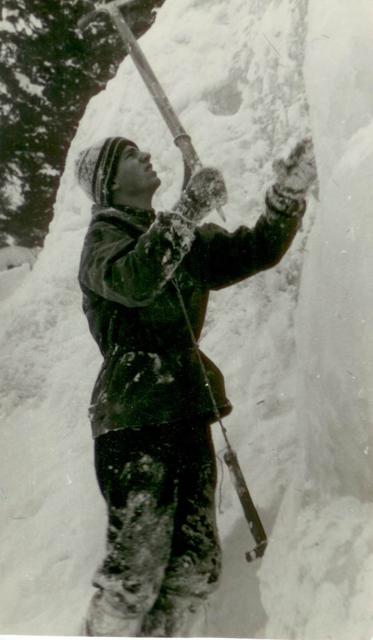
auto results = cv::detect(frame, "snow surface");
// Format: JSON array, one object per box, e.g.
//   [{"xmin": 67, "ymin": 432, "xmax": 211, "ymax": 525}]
[
  {"xmin": 0, "ymin": 246, "xmax": 38, "ymax": 302},
  {"xmin": 0, "ymin": 0, "xmax": 372, "ymax": 638},
  {"xmin": 259, "ymin": 4, "xmax": 373, "ymax": 639},
  {"xmin": 0, "ymin": 246, "xmax": 38, "ymax": 271}
]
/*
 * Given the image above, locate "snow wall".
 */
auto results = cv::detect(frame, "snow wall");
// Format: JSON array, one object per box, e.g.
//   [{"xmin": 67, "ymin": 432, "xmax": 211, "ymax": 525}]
[
  {"xmin": 0, "ymin": 1, "xmax": 372, "ymax": 638},
  {"xmin": 259, "ymin": 2, "xmax": 373, "ymax": 639}
]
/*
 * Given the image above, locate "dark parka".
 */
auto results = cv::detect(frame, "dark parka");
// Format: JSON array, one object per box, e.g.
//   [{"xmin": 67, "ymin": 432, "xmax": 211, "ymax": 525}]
[{"xmin": 78, "ymin": 193, "xmax": 305, "ymax": 437}]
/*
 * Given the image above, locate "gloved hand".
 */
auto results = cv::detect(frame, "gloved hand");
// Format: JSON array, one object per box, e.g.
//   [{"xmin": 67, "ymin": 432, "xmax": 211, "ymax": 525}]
[
  {"xmin": 174, "ymin": 167, "xmax": 228, "ymax": 223},
  {"xmin": 272, "ymin": 137, "xmax": 318, "ymax": 199}
]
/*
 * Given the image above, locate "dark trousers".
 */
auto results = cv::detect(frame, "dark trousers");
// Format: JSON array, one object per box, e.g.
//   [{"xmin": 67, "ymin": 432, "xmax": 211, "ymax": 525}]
[{"xmin": 86, "ymin": 420, "xmax": 222, "ymax": 637}]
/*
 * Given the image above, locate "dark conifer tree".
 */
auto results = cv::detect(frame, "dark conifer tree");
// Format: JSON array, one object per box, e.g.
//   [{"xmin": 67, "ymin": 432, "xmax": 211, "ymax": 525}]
[{"xmin": 0, "ymin": 0, "xmax": 164, "ymax": 248}]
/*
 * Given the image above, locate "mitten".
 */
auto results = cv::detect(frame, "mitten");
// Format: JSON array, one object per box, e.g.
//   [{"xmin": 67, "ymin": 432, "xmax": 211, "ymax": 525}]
[
  {"xmin": 174, "ymin": 167, "xmax": 228, "ymax": 223},
  {"xmin": 272, "ymin": 137, "xmax": 318, "ymax": 199}
]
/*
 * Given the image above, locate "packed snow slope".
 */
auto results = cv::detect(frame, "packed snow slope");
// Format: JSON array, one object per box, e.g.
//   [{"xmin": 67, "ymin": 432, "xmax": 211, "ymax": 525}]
[
  {"xmin": 0, "ymin": 0, "xmax": 371, "ymax": 638},
  {"xmin": 259, "ymin": 3, "xmax": 373, "ymax": 639}
]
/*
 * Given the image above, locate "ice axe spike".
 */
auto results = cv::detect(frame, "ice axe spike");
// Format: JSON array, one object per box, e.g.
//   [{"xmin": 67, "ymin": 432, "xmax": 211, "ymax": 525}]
[{"xmin": 78, "ymin": 0, "xmax": 226, "ymax": 221}]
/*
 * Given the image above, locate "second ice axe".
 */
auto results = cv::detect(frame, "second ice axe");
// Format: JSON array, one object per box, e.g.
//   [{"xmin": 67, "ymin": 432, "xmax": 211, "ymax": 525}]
[
  {"xmin": 78, "ymin": 0, "xmax": 226, "ymax": 220},
  {"xmin": 173, "ymin": 282, "xmax": 268, "ymax": 563}
]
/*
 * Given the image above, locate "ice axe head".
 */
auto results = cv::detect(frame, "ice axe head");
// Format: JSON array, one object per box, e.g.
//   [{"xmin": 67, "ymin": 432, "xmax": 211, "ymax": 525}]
[
  {"xmin": 78, "ymin": 0, "xmax": 157, "ymax": 34},
  {"xmin": 246, "ymin": 539, "xmax": 267, "ymax": 563},
  {"xmin": 223, "ymin": 448, "xmax": 268, "ymax": 563}
]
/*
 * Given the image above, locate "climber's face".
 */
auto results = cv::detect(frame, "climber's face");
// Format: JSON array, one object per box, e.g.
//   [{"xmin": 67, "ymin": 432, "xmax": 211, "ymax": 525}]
[{"xmin": 111, "ymin": 144, "xmax": 161, "ymax": 199}]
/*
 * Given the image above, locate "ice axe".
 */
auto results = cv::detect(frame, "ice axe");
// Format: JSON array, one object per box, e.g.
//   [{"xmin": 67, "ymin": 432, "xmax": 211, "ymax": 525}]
[
  {"xmin": 174, "ymin": 283, "xmax": 268, "ymax": 563},
  {"xmin": 78, "ymin": 0, "xmax": 226, "ymax": 221}
]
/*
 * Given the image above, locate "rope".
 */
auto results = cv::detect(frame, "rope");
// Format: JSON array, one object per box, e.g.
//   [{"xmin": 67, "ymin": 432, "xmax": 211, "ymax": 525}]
[
  {"xmin": 216, "ymin": 448, "xmax": 225, "ymax": 514},
  {"xmin": 172, "ymin": 278, "xmax": 232, "ymax": 453}
]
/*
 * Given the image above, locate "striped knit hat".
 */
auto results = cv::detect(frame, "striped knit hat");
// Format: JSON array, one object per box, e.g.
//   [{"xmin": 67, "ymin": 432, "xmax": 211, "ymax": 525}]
[{"xmin": 75, "ymin": 137, "xmax": 138, "ymax": 206}]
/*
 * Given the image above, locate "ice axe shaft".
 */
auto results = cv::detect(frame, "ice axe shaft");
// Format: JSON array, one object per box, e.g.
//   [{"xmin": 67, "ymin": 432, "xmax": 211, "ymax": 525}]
[{"xmin": 78, "ymin": 0, "xmax": 226, "ymax": 220}]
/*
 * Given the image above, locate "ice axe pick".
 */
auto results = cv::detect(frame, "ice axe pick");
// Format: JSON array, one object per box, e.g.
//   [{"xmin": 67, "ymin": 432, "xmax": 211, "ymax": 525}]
[{"xmin": 78, "ymin": 0, "xmax": 226, "ymax": 221}]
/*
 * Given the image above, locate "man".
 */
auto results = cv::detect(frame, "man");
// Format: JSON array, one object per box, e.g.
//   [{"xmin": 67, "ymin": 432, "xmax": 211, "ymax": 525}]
[{"xmin": 76, "ymin": 135, "xmax": 316, "ymax": 636}]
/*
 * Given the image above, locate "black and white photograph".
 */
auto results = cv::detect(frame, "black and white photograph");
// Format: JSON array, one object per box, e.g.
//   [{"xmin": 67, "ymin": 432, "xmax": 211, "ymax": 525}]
[{"xmin": 0, "ymin": 0, "xmax": 372, "ymax": 638}]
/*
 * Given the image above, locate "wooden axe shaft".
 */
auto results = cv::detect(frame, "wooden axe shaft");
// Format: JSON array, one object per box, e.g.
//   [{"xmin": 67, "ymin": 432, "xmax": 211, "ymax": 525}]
[
  {"xmin": 79, "ymin": 2, "xmax": 200, "ymax": 170},
  {"xmin": 110, "ymin": 4, "xmax": 201, "ymax": 172},
  {"xmin": 79, "ymin": 2, "xmax": 226, "ymax": 220}
]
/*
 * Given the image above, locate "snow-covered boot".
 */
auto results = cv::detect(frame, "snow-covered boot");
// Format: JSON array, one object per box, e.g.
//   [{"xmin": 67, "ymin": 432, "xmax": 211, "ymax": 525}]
[
  {"xmin": 139, "ymin": 591, "xmax": 205, "ymax": 638},
  {"xmin": 84, "ymin": 589, "xmax": 142, "ymax": 637}
]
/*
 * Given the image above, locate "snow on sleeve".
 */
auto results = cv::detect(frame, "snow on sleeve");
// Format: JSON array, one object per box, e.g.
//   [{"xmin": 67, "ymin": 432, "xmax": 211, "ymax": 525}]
[
  {"xmin": 80, "ymin": 211, "xmax": 196, "ymax": 308},
  {"xmin": 156, "ymin": 211, "xmax": 195, "ymax": 280}
]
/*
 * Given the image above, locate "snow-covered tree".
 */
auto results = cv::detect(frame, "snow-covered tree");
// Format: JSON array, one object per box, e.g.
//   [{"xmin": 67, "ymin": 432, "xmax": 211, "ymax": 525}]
[{"xmin": 0, "ymin": 0, "xmax": 164, "ymax": 248}]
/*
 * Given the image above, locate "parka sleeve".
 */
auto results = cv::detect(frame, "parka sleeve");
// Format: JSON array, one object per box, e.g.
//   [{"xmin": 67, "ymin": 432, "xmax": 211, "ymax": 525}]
[
  {"xmin": 79, "ymin": 212, "xmax": 195, "ymax": 307},
  {"xmin": 184, "ymin": 188, "xmax": 306, "ymax": 290}
]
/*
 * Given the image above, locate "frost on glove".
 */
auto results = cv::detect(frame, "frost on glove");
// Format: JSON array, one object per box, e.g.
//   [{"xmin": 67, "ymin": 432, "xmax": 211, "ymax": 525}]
[
  {"xmin": 272, "ymin": 137, "xmax": 318, "ymax": 201},
  {"xmin": 173, "ymin": 167, "xmax": 228, "ymax": 224},
  {"xmin": 265, "ymin": 184, "xmax": 306, "ymax": 222}
]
